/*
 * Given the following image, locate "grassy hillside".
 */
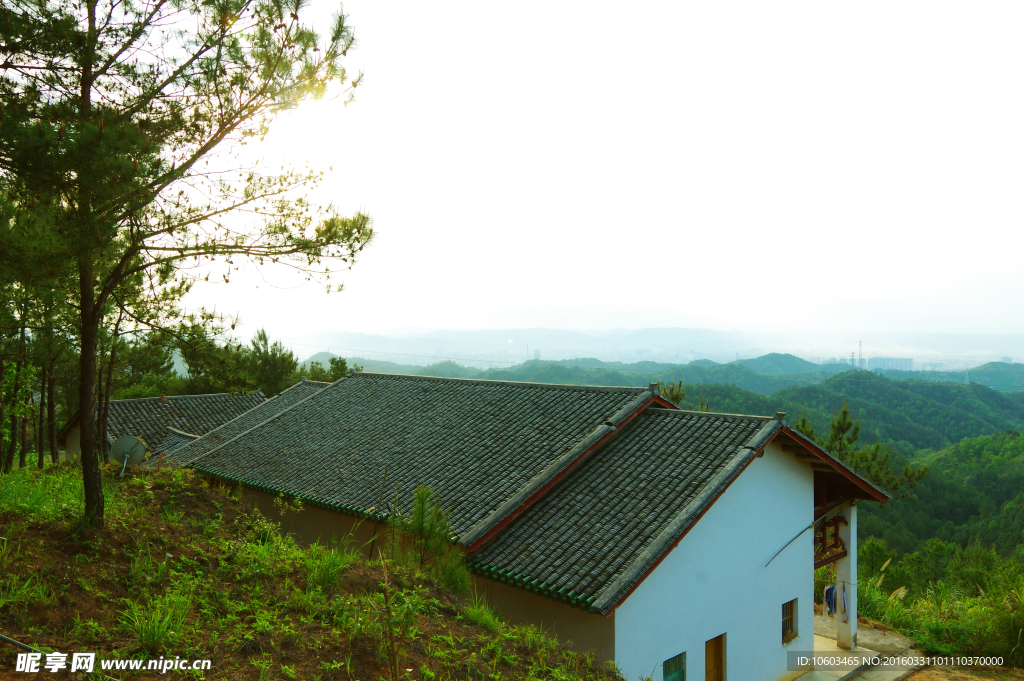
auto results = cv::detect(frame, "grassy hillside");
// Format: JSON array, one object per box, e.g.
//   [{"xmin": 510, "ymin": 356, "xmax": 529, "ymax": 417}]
[{"xmin": 0, "ymin": 466, "xmax": 618, "ymax": 681}]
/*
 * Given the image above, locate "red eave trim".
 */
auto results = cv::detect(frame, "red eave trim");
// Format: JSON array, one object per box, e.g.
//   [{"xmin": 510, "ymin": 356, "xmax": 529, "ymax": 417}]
[
  {"xmin": 780, "ymin": 427, "xmax": 889, "ymax": 503},
  {"xmin": 604, "ymin": 436, "xmax": 773, "ymax": 614},
  {"xmin": 465, "ymin": 394, "xmax": 670, "ymax": 552}
]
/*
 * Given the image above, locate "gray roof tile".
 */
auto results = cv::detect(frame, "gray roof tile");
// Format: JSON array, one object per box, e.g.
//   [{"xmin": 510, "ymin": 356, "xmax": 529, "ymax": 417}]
[
  {"xmin": 191, "ymin": 373, "xmax": 650, "ymax": 536},
  {"xmin": 104, "ymin": 391, "xmax": 266, "ymax": 450},
  {"xmin": 150, "ymin": 380, "xmax": 329, "ymax": 469},
  {"xmin": 467, "ymin": 409, "xmax": 780, "ymax": 613}
]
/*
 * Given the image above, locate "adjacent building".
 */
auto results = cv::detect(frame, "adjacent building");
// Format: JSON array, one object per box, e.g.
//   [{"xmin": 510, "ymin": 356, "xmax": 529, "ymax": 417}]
[{"xmin": 163, "ymin": 373, "xmax": 887, "ymax": 680}]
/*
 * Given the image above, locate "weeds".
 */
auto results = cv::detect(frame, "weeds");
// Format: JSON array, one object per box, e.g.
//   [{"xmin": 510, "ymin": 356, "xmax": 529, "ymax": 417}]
[
  {"xmin": 0, "ymin": 467, "xmax": 621, "ymax": 681},
  {"xmin": 304, "ymin": 540, "xmax": 359, "ymax": 594},
  {"xmin": 462, "ymin": 587, "xmax": 501, "ymax": 633},
  {"xmin": 0, "ymin": 464, "xmax": 118, "ymax": 522},
  {"xmin": 0, "ymin": 574, "xmax": 51, "ymax": 610},
  {"xmin": 119, "ymin": 590, "xmax": 191, "ymax": 653},
  {"xmin": 374, "ymin": 552, "xmax": 425, "ymax": 681}
]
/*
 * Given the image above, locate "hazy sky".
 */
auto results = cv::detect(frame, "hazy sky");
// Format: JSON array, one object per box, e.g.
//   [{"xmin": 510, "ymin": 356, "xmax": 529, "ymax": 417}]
[{"xmin": 182, "ymin": 1, "xmax": 1024, "ymax": 343}]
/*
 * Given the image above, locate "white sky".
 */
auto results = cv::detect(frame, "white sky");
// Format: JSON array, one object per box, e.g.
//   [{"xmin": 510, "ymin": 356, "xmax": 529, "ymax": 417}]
[{"xmin": 182, "ymin": 0, "xmax": 1024, "ymax": 343}]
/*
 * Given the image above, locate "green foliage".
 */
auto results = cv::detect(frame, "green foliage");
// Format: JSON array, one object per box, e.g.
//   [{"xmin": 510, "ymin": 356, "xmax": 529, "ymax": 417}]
[
  {"xmin": 249, "ymin": 329, "xmax": 299, "ymax": 396},
  {"xmin": 0, "ymin": 464, "xmax": 118, "ymax": 521},
  {"xmin": 860, "ymin": 429, "xmax": 1024, "ymax": 556},
  {"xmin": 388, "ymin": 485, "xmax": 470, "ymax": 593},
  {"xmin": 304, "ymin": 541, "xmax": 359, "ymax": 594},
  {"xmin": 798, "ymin": 399, "xmax": 927, "ymax": 499},
  {"xmin": 119, "ymin": 590, "xmax": 191, "ymax": 653},
  {"xmin": 462, "ymin": 589, "xmax": 502, "ymax": 633},
  {"xmin": 305, "ymin": 355, "xmax": 351, "ymax": 382},
  {"xmin": 848, "ymin": 534, "xmax": 1024, "ymax": 664}
]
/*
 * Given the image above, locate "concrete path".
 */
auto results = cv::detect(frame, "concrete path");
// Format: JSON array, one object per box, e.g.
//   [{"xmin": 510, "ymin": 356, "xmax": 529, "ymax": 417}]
[{"xmin": 794, "ymin": 617, "xmax": 925, "ymax": 681}]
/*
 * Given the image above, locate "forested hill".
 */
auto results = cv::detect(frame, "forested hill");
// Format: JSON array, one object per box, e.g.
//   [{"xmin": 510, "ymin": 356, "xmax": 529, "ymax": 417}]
[
  {"xmin": 678, "ymin": 373, "xmax": 1024, "ymax": 456},
  {"xmin": 880, "ymin": 361, "xmax": 1024, "ymax": 392},
  {"xmin": 300, "ymin": 351, "xmax": 1024, "ymax": 457},
  {"xmin": 862, "ymin": 429, "xmax": 1024, "ymax": 555}
]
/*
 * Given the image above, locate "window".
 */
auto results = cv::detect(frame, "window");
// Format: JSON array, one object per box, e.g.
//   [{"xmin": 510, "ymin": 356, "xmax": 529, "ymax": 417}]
[
  {"xmin": 782, "ymin": 599, "xmax": 797, "ymax": 643},
  {"xmin": 663, "ymin": 652, "xmax": 685, "ymax": 681},
  {"xmin": 705, "ymin": 635, "xmax": 725, "ymax": 681}
]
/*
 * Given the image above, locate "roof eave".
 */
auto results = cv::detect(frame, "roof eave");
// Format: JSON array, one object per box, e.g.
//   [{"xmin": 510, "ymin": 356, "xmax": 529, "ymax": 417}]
[{"xmin": 779, "ymin": 426, "xmax": 891, "ymax": 503}]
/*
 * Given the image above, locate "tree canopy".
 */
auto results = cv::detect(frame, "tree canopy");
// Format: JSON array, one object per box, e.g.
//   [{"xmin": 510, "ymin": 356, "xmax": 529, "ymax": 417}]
[{"xmin": 1, "ymin": 0, "xmax": 373, "ymax": 525}]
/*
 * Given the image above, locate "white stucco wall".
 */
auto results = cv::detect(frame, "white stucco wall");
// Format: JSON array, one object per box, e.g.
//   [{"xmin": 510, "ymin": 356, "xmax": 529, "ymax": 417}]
[{"xmin": 614, "ymin": 442, "xmax": 814, "ymax": 681}]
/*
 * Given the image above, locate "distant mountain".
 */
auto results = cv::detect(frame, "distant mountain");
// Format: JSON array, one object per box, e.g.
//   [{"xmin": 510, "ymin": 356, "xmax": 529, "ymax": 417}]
[
  {"xmin": 882, "ymin": 361, "xmax": 1024, "ymax": 393},
  {"xmin": 735, "ymin": 353, "xmax": 818, "ymax": 376}
]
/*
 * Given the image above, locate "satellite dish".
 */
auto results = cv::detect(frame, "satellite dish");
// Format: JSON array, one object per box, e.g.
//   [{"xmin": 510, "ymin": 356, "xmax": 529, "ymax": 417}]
[{"xmin": 111, "ymin": 436, "xmax": 147, "ymax": 477}]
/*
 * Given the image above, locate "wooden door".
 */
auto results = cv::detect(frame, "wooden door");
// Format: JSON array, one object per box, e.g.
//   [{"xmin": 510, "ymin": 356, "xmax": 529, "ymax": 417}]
[{"xmin": 705, "ymin": 634, "xmax": 725, "ymax": 681}]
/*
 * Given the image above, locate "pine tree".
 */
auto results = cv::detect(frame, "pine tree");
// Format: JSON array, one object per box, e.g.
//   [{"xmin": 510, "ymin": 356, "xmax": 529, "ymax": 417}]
[{"xmin": 1, "ymin": 0, "xmax": 373, "ymax": 525}]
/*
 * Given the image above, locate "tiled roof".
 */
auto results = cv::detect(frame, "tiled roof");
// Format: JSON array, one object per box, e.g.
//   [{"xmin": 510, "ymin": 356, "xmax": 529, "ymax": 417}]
[
  {"xmin": 104, "ymin": 391, "xmax": 267, "ymax": 450},
  {"xmin": 157, "ymin": 429, "xmax": 200, "ymax": 455},
  {"xmin": 150, "ymin": 380, "xmax": 329, "ymax": 470},
  {"xmin": 467, "ymin": 409, "xmax": 781, "ymax": 614},
  {"xmin": 191, "ymin": 373, "xmax": 654, "ymax": 538}
]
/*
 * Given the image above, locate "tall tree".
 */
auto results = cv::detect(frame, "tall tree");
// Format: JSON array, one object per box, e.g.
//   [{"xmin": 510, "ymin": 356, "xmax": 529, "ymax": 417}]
[
  {"xmin": 794, "ymin": 399, "xmax": 927, "ymax": 498},
  {"xmin": 248, "ymin": 329, "xmax": 297, "ymax": 396},
  {"xmin": 1, "ymin": 0, "xmax": 373, "ymax": 525}
]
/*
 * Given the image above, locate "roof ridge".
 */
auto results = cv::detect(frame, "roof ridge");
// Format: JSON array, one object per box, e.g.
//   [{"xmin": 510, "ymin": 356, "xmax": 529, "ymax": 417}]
[
  {"xmin": 589, "ymin": 418, "xmax": 783, "ymax": 615},
  {"xmin": 644, "ymin": 408, "xmax": 774, "ymax": 421},
  {"xmin": 350, "ymin": 371, "xmax": 648, "ymax": 393},
  {"xmin": 165, "ymin": 427, "xmax": 201, "ymax": 438},
  {"xmin": 178, "ymin": 377, "xmax": 346, "ymax": 469},
  {"xmin": 458, "ymin": 390, "xmax": 658, "ymax": 549},
  {"xmin": 110, "ymin": 392, "xmax": 262, "ymax": 405}
]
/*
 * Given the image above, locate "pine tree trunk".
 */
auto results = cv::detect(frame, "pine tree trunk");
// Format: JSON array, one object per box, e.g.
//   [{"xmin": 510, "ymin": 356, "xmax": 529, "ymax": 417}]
[
  {"xmin": 4, "ymin": 339, "xmax": 23, "ymax": 474},
  {"xmin": 95, "ymin": 339, "xmax": 105, "ymax": 462},
  {"xmin": 99, "ymin": 314, "xmax": 121, "ymax": 461},
  {"xmin": 18, "ymin": 404, "xmax": 28, "ymax": 470},
  {"xmin": 3, "ymin": 410, "xmax": 15, "ymax": 473},
  {"xmin": 79, "ymin": 260, "xmax": 105, "ymax": 527},
  {"xmin": 0, "ymin": 356, "xmax": 7, "ymax": 473},
  {"xmin": 37, "ymin": 367, "xmax": 46, "ymax": 468},
  {"xmin": 48, "ymin": 361, "xmax": 58, "ymax": 465},
  {"xmin": 18, "ymin": 322, "xmax": 28, "ymax": 470}
]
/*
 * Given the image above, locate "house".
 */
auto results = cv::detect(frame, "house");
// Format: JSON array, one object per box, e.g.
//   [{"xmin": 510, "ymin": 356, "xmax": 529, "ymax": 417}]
[
  {"xmin": 141, "ymin": 379, "xmax": 329, "ymax": 470},
  {"xmin": 56, "ymin": 391, "xmax": 267, "ymax": 458},
  {"xmin": 166, "ymin": 373, "xmax": 888, "ymax": 681}
]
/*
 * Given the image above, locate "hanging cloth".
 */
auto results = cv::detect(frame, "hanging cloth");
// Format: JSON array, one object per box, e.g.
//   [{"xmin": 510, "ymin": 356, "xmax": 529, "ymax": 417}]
[{"xmin": 840, "ymin": 583, "xmax": 849, "ymax": 623}]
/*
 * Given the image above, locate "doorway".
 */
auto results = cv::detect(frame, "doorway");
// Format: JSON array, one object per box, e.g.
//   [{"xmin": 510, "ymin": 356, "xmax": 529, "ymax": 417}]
[{"xmin": 705, "ymin": 634, "xmax": 725, "ymax": 681}]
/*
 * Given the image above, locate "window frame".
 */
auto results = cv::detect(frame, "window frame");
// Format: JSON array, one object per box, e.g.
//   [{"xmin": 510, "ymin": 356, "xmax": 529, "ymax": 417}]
[
  {"xmin": 663, "ymin": 651, "xmax": 685, "ymax": 681},
  {"xmin": 782, "ymin": 598, "xmax": 798, "ymax": 644}
]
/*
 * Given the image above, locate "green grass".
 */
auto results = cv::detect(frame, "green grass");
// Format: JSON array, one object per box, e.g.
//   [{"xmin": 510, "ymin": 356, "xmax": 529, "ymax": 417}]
[
  {"xmin": 462, "ymin": 589, "xmax": 501, "ymax": 633},
  {"xmin": 856, "ymin": 561, "xmax": 1024, "ymax": 664},
  {"xmin": 0, "ymin": 464, "xmax": 119, "ymax": 522},
  {"xmin": 119, "ymin": 590, "xmax": 191, "ymax": 653},
  {"xmin": 0, "ymin": 466, "xmax": 623, "ymax": 681},
  {"xmin": 304, "ymin": 541, "xmax": 359, "ymax": 593}
]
